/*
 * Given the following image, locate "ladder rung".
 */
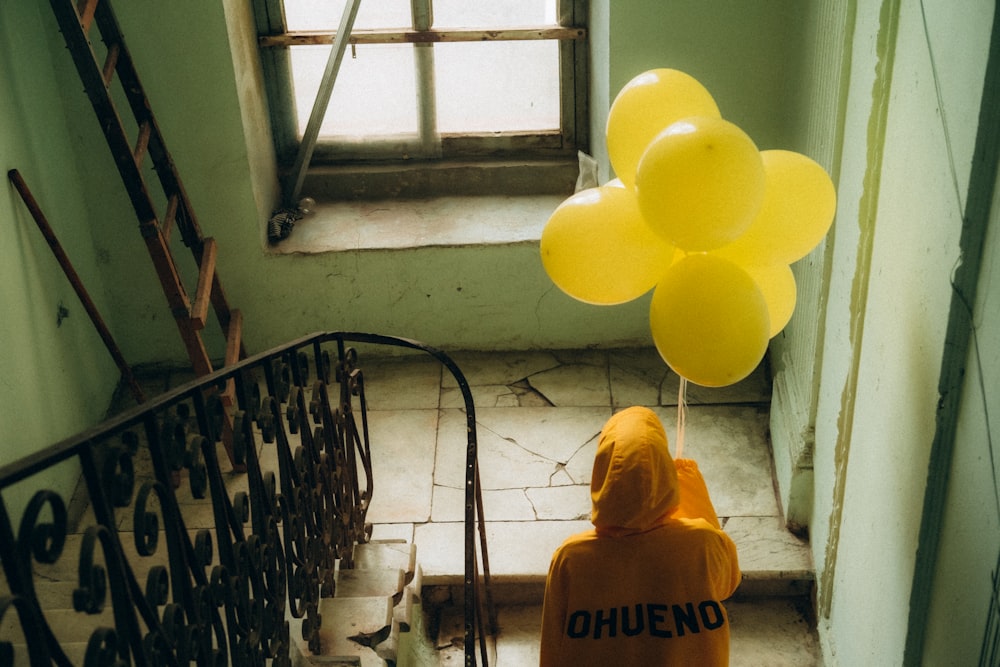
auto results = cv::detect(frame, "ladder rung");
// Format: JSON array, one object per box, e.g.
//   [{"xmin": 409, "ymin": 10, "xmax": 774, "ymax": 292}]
[
  {"xmin": 134, "ymin": 120, "xmax": 152, "ymax": 168},
  {"xmin": 190, "ymin": 237, "xmax": 217, "ymax": 330},
  {"xmin": 102, "ymin": 42, "xmax": 119, "ymax": 86},
  {"xmin": 77, "ymin": 0, "xmax": 99, "ymax": 33},
  {"xmin": 162, "ymin": 194, "xmax": 179, "ymax": 242}
]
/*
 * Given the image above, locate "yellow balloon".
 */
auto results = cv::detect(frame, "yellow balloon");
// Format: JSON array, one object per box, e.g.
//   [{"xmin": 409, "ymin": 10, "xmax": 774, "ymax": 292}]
[
  {"xmin": 649, "ymin": 254, "xmax": 770, "ymax": 387},
  {"xmin": 606, "ymin": 69, "xmax": 721, "ymax": 188},
  {"xmin": 541, "ymin": 186, "xmax": 675, "ymax": 305},
  {"xmin": 715, "ymin": 150, "xmax": 837, "ymax": 265},
  {"xmin": 636, "ymin": 116, "xmax": 765, "ymax": 252},
  {"xmin": 742, "ymin": 262, "xmax": 797, "ymax": 337}
]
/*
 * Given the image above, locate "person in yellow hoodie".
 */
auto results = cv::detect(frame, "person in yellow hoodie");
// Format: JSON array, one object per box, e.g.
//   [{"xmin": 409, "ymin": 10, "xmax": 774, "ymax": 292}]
[{"xmin": 540, "ymin": 406, "xmax": 741, "ymax": 666}]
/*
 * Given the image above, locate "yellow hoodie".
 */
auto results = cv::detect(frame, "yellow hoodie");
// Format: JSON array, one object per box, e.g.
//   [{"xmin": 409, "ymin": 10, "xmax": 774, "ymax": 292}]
[{"xmin": 540, "ymin": 407, "xmax": 741, "ymax": 666}]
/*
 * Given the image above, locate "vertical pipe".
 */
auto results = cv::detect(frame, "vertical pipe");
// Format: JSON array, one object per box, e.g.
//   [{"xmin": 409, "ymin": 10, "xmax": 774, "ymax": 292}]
[
  {"xmin": 285, "ymin": 0, "xmax": 362, "ymax": 206},
  {"xmin": 411, "ymin": 0, "xmax": 441, "ymax": 158}
]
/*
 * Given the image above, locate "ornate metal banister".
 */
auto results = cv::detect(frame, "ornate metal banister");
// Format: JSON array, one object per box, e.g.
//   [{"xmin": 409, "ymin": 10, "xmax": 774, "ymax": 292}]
[{"xmin": 0, "ymin": 331, "xmax": 493, "ymax": 666}]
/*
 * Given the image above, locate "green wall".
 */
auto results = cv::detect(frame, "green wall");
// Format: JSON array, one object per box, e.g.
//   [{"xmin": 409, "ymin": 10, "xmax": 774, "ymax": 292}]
[
  {"xmin": 0, "ymin": 3, "xmax": 123, "ymax": 518},
  {"xmin": 808, "ymin": 1, "xmax": 994, "ymax": 664},
  {"xmin": 920, "ymin": 168, "xmax": 1000, "ymax": 664},
  {"xmin": 6, "ymin": 0, "xmax": 809, "ymax": 368}
]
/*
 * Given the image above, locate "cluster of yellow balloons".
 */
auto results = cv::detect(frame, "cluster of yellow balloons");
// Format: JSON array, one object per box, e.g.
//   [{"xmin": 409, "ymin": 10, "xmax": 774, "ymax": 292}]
[{"xmin": 541, "ymin": 69, "xmax": 836, "ymax": 387}]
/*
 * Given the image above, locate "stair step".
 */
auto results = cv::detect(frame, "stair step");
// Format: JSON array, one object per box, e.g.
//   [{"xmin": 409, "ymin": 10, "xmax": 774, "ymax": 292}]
[
  {"xmin": 336, "ymin": 567, "xmax": 405, "ymax": 602},
  {"xmin": 289, "ymin": 595, "xmax": 394, "ymax": 667},
  {"xmin": 429, "ymin": 597, "xmax": 821, "ymax": 667},
  {"xmin": 410, "ymin": 516, "xmax": 814, "ymax": 597},
  {"xmin": 354, "ymin": 540, "xmax": 417, "ymax": 583}
]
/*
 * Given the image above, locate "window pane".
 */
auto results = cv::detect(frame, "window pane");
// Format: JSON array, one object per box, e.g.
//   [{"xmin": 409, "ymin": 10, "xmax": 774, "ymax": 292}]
[
  {"xmin": 433, "ymin": 0, "xmax": 557, "ymax": 28},
  {"xmin": 434, "ymin": 40, "xmax": 560, "ymax": 133},
  {"xmin": 290, "ymin": 44, "xmax": 418, "ymax": 138},
  {"xmin": 284, "ymin": 0, "xmax": 411, "ymax": 31}
]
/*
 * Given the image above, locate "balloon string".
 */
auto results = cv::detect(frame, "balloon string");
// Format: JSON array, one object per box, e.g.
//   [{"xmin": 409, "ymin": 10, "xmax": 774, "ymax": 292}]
[{"xmin": 675, "ymin": 377, "xmax": 687, "ymax": 459}]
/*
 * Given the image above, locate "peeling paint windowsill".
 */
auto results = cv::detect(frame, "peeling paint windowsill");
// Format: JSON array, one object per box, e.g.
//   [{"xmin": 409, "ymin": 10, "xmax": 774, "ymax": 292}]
[{"xmin": 268, "ymin": 194, "xmax": 568, "ymax": 254}]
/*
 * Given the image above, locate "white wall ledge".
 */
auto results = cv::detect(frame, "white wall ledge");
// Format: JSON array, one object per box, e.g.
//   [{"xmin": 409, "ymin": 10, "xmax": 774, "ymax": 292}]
[{"xmin": 268, "ymin": 194, "xmax": 566, "ymax": 254}]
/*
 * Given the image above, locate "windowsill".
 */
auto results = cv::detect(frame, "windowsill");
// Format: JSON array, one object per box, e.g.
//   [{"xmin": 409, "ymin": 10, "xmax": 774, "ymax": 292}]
[
  {"xmin": 268, "ymin": 158, "xmax": 580, "ymax": 254},
  {"xmin": 269, "ymin": 193, "xmax": 569, "ymax": 254}
]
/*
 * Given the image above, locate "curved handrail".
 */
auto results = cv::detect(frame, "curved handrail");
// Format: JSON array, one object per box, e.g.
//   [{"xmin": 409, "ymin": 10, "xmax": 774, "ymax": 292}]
[{"xmin": 0, "ymin": 331, "xmax": 493, "ymax": 666}]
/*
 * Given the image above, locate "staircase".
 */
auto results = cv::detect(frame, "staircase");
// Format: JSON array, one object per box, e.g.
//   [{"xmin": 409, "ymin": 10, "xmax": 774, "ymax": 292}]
[{"xmin": 0, "ymin": 333, "xmax": 492, "ymax": 666}]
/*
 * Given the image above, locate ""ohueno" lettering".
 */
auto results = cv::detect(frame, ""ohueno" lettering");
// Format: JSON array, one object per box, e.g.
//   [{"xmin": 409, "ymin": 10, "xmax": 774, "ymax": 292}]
[{"xmin": 566, "ymin": 601, "xmax": 726, "ymax": 640}]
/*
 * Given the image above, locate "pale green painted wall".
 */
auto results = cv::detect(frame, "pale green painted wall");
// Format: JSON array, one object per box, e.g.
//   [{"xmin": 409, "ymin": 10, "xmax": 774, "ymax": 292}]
[
  {"xmin": 0, "ymin": 1, "xmax": 809, "ymax": 372},
  {"xmin": 0, "ymin": 3, "xmax": 124, "ymax": 518},
  {"xmin": 921, "ymin": 170, "xmax": 1000, "ymax": 665},
  {"xmin": 597, "ymin": 0, "xmax": 806, "ymax": 182},
  {"xmin": 809, "ymin": 1, "xmax": 992, "ymax": 664}
]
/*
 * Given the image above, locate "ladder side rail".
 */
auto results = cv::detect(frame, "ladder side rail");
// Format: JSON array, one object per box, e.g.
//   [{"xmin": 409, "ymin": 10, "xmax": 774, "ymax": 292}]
[
  {"xmin": 89, "ymin": 0, "xmax": 244, "ymax": 350},
  {"xmin": 51, "ymin": 0, "xmax": 206, "ymax": 346},
  {"xmin": 49, "ymin": 0, "xmax": 159, "ymax": 227},
  {"xmin": 91, "ymin": 0, "xmax": 204, "ymax": 248}
]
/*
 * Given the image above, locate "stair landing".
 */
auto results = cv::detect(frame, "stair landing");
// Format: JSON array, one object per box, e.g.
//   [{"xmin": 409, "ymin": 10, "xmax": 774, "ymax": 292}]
[
  {"xmin": 355, "ymin": 346, "xmax": 820, "ymax": 664},
  {"xmin": 358, "ymin": 348, "xmax": 812, "ymax": 587}
]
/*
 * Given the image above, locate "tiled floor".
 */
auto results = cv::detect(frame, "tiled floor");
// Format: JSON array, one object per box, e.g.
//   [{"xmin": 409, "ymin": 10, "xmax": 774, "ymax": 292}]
[
  {"xmin": 349, "ymin": 345, "xmax": 820, "ymax": 665},
  {"xmin": 353, "ymin": 347, "xmax": 811, "ymax": 586}
]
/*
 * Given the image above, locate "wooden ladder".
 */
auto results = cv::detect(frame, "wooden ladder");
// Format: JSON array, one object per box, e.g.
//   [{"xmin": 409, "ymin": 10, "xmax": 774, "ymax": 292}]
[{"xmin": 49, "ymin": 0, "xmax": 246, "ymax": 467}]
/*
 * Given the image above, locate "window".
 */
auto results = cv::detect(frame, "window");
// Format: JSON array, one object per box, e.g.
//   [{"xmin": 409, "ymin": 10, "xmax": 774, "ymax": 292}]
[{"xmin": 254, "ymin": 0, "xmax": 588, "ymax": 196}]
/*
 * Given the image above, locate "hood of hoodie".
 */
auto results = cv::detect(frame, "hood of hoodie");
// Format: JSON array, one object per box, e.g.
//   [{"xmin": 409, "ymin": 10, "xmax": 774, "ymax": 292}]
[{"xmin": 590, "ymin": 406, "xmax": 680, "ymax": 534}]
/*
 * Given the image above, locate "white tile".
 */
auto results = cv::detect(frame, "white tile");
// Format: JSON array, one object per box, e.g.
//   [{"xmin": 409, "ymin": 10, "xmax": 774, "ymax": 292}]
[
  {"xmin": 413, "ymin": 520, "xmax": 592, "ymax": 582},
  {"xmin": 648, "ymin": 405, "xmax": 780, "ymax": 518},
  {"xmin": 562, "ymin": 437, "xmax": 600, "ymax": 486},
  {"xmin": 610, "ymin": 347, "xmax": 672, "ymax": 408},
  {"xmin": 431, "ymin": 485, "xmax": 537, "ymax": 522},
  {"xmin": 610, "ymin": 347, "xmax": 772, "ymax": 407},
  {"xmin": 412, "ymin": 521, "xmax": 467, "ymax": 581},
  {"xmin": 525, "ymin": 484, "xmax": 591, "ymax": 521},
  {"xmin": 434, "ymin": 408, "xmax": 609, "ymax": 491},
  {"xmin": 441, "ymin": 350, "xmax": 561, "ymax": 388},
  {"xmin": 355, "ymin": 355, "xmax": 442, "ymax": 410},
  {"xmin": 484, "ymin": 520, "xmax": 593, "ymax": 579},
  {"xmin": 492, "ymin": 605, "xmax": 544, "ymax": 666},
  {"xmin": 725, "ymin": 516, "xmax": 813, "ymax": 575},
  {"xmin": 526, "ymin": 362, "xmax": 612, "ymax": 407},
  {"xmin": 440, "ymin": 383, "xmax": 549, "ymax": 409},
  {"xmin": 436, "ymin": 414, "xmax": 558, "ymax": 491},
  {"xmin": 728, "ymin": 597, "xmax": 820, "ymax": 666},
  {"xmin": 440, "ymin": 384, "xmax": 512, "ymax": 409},
  {"xmin": 370, "ymin": 523, "xmax": 414, "ymax": 543},
  {"xmin": 365, "ymin": 409, "xmax": 438, "ymax": 524}
]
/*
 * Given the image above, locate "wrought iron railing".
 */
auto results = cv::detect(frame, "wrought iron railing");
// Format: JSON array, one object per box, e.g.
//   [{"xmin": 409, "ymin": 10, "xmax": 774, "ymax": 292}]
[{"xmin": 0, "ymin": 331, "xmax": 494, "ymax": 666}]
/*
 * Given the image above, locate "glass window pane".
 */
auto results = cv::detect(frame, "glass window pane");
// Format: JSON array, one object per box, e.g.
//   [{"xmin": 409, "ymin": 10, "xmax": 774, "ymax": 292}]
[
  {"xmin": 434, "ymin": 40, "xmax": 560, "ymax": 133},
  {"xmin": 284, "ymin": 0, "xmax": 412, "ymax": 31},
  {"xmin": 432, "ymin": 0, "xmax": 557, "ymax": 28},
  {"xmin": 290, "ymin": 44, "xmax": 418, "ymax": 138}
]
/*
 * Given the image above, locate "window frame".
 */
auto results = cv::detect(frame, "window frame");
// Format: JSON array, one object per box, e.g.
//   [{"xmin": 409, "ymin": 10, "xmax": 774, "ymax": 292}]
[{"xmin": 253, "ymin": 0, "xmax": 589, "ymax": 172}]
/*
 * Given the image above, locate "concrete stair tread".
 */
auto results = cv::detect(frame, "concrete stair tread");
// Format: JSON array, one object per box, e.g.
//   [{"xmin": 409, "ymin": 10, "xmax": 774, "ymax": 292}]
[
  {"xmin": 430, "ymin": 597, "xmax": 820, "ymax": 666},
  {"xmin": 353, "ymin": 540, "xmax": 417, "ymax": 583},
  {"xmin": 411, "ymin": 515, "xmax": 814, "ymax": 596},
  {"xmin": 335, "ymin": 562, "xmax": 423, "ymax": 632},
  {"xmin": 289, "ymin": 596, "xmax": 394, "ymax": 667},
  {"xmin": 336, "ymin": 567, "xmax": 406, "ymax": 602}
]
